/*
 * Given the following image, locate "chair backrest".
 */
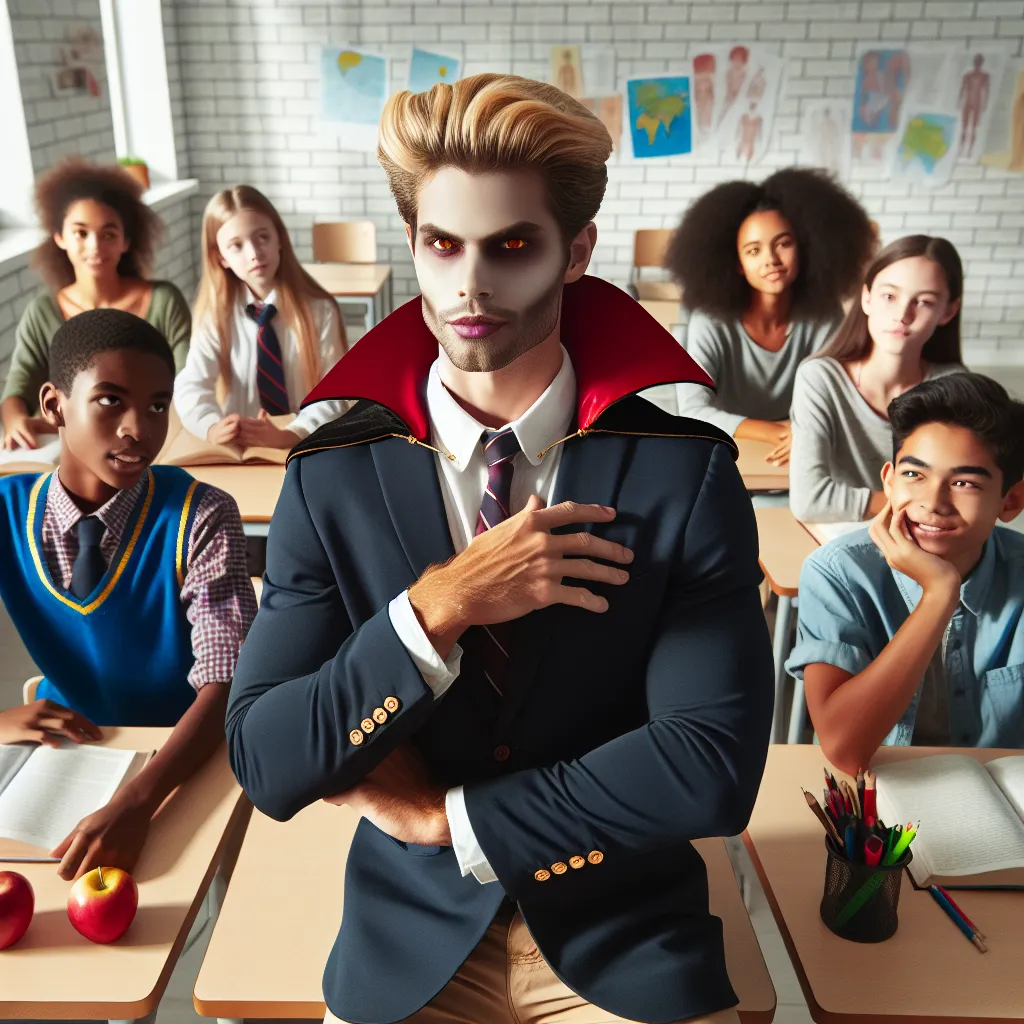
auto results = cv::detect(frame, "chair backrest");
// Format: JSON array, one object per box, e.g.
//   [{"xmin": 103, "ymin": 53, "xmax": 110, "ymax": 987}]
[
  {"xmin": 632, "ymin": 228, "xmax": 673, "ymax": 271},
  {"xmin": 23, "ymin": 676, "xmax": 41, "ymax": 704},
  {"xmin": 312, "ymin": 221, "xmax": 377, "ymax": 264}
]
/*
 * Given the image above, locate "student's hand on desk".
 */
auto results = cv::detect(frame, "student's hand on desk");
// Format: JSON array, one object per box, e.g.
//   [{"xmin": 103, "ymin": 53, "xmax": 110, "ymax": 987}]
[
  {"xmin": 408, "ymin": 495, "xmax": 634, "ymax": 659},
  {"xmin": 1, "ymin": 414, "xmax": 50, "ymax": 450},
  {"xmin": 869, "ymin": 502, "xmax": 961, "ymax": 599},
  {"xmin": 50, "ymin": 794, "xmax": 152, "ymax": 881},
  {"xmin": 323, "ymin": 745, "xmax": 451, "ymax": 846},
  {"xmin": 237, "ymin": 410, "xmax": 300, "ymax": 450},
  {"xmin": 208, "ymin": 414, "xmax": 242, "ymax": 446},
  {"xmin": 0, "ymin": 700, "xmax": 102, "ymax": 747},
  {"xmin": 765, "ymin": 432, "xmax": 792, "ymax": 466}
]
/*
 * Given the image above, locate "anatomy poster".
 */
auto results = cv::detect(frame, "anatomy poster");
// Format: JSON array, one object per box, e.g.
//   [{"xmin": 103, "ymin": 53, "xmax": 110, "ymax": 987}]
[
  {"xmin": 952, "ymin": 50, "xmax": 1007, "ymax": 162},
  {"xmin": 801, "ymin": 99, "xmax": 852, "ymax": 181},
  {"xmin": 851, "ymin": 47, "xmax": 909, "ymax": 164},
  {"xmin": 580, "ymin": 95, "xmax": 623, "ymax": 151},
  {"xmin": 718, "ymin": 50, "xmax": 783, "ymax": 168},
  {"xmin": 551, "ymin": 46, "xmax": 584, "ymax": 99},
  {"xmin": 980, "ymin": 61, "xmax": 1024, "ymax": 173},
  {"xmin": 690, "ymin": 47, "xmax": 728, "ymax": 151}
]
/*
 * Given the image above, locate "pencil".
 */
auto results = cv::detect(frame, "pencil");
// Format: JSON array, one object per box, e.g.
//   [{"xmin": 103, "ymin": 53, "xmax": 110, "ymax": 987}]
[
  {"xmin": 802, "ymin": 788, "xmax": 843, "ymax": 843},
  {"xmin": 856, "ymin": 768, "xmax": 866, "ymax": 819},
  {"xmin": 937, "ymin": 886, "xmax": 986, "ymax": 941},
  {"xmin": 928, "ymin": 886, "xmax": 988, "ymax": 953}
]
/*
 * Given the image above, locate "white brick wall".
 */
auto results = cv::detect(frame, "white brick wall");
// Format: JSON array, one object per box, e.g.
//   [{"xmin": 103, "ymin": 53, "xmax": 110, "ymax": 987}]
[{"xmin": 164, "ymin": 0, "xmax": 1024, "ymax": 362}]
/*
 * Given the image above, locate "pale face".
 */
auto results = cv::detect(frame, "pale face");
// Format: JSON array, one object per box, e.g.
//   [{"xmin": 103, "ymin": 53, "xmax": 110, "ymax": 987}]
[
  {"xmin": 216, "ymin": 210, "xmax": 281, "ymax": 299},
  {"xmin": 55, "ymin": 199, "xmax": 130, "ymax": 282},
  {"xmin": 882, "ymin": 422, "xmax": 1024, "ymax": 565},
  {"xmin": 861, "ymin": 256, "xmax": 959, "ymax": 359},
  {"xmin": 409, "ymin": 167, "xmax": 593, "ymax": 373},
  {"xmin": 737, "ymin": 208, "xmax": 799, "ymax": 296}
]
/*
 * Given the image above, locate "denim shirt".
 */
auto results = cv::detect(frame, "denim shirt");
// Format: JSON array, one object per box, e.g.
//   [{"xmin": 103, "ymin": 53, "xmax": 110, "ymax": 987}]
[{"xmin": 786, "ymin": 527, "xmax": 1024, "ymax": 748}]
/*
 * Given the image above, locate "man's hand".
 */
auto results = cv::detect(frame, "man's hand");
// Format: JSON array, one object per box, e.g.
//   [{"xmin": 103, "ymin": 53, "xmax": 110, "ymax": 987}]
[
  {"xmin": 765, "ymin": 429, "xmax": 792, "ymax": 467},
  {"xmin": 0, "ymin": 700, "xmax": 102, "ymax": 747},
  {"xmin": 237, "ymin": 410, "xmax": 300, "ymax": 450},
  {"xmin": 869, "ymin": 502, "xmax": 961, "ymax": 599},
  {"xmin": 1, "ymin": 415, "xmax": 51, "ymax": 450},
  {"xmin": 208, "ymin": 414, "xmax": 242, "ymax": 446},
  {"xmin": 735, "ymin": 417, "xmax": 791, "ymax": 459},
  {"xmin": 50, "ymin": 794, "xmax": 152, "ymax": 880},
  {"xmin": 408, "ymin": 495, "xmax": 634, "ymax": 658},
  {"xmin": 324, "ymin": 745, "xmax": 451, "ymax": 846}
]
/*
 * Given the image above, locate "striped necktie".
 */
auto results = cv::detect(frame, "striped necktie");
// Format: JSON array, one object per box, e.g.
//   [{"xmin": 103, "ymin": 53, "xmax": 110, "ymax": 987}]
[
  {"xmin": 470, "ymin": 427, "xmax": 521, "ymax": 699},
  {"xmin": 246, "ymin": 302, "xmax": 289, "ymax": 415}
]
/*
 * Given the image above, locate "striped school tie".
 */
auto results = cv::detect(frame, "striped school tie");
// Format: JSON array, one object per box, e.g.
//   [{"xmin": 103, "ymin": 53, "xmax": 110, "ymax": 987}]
[
  {"xmin": 470, "ymin": 427, "xmax": 522, "ymax": 698},
  {"xmin": 246, "ymin": 302, "xmax": 289, "ymax": 415}
]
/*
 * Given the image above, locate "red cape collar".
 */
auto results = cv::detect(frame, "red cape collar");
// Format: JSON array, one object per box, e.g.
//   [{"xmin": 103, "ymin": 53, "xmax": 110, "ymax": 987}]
[{"xmin": 302, "ymin": 274, "xmax": 712, "ymax": 440}]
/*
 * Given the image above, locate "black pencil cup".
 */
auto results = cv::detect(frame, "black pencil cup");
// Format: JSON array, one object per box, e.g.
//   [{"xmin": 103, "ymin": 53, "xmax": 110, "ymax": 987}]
[{"xmin": 819, "ymin": 838, "xmax": 911, "ymax": 943}]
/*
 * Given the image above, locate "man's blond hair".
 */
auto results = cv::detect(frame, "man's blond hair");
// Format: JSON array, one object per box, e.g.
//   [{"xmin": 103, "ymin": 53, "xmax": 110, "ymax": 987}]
[{"xmin": 378, "ymin": 74, "xmax": 613, "ymax": 241}]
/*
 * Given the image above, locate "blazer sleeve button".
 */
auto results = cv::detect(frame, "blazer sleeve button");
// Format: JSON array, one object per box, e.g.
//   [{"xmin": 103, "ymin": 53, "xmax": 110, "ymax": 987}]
[
  {"xmin": 360, "ymin": 717, "xmax": 375, "ymax": 734},
  {"xmin": 493, "ymin": 744, "xmax": 510, "ymax": 762},
  {"xmin": 551, "ymin": 862, "xmax": 568, "ymax": 875},
  {"xmin": 569, "ymin": 855, "xmax": 586, "ymax": 869},
  {"xmin": 587, "ymin": 850, "xmax": 604, "ymax": 865},
  {"xmin": 348, "ymin": 729, "xmax": 365, "ymax": 746},
  {"xmin": 383, "ymin": 696, "xmax": 401, "ymax": 713},
  {"xmin": 534, "ymin": 868, "xmax": 551, "ymax": 882},
  {"xmin": 372, "ymin": 707, "xmax": 388, "ymax": 724}
]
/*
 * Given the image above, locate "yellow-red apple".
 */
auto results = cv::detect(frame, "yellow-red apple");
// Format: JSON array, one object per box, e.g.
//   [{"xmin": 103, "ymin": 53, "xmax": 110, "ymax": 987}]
[{"xmin": 67, "ymin": 866, "xmax": 138, "ymax": 943}]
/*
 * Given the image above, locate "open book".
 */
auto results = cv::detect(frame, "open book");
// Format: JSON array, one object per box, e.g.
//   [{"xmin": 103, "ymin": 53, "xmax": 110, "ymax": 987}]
[
  {"xmin": 157, "ymin": 414, "xmax": 293, "ymax": 467},
  {"xmin": 874, "ymin": 754, "xmax": 1024, "ymax": 889},
  {"xmin": 0, "ymin": 435, "xmax": 61, "ymax": 476},
  {"xmin": 0, "ymin": 742, "xmax": 152, "ymax": 857}
]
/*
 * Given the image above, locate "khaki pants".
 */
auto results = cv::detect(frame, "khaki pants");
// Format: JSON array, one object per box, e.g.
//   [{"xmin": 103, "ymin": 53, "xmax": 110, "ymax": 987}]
[{"xmin": 325, "ymin": 904, "xmax": 741, "ymax": 1024}]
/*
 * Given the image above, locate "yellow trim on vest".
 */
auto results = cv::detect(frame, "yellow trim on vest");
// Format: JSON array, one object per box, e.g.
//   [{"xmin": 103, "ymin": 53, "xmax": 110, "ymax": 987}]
[
  {"xmin": 26, "ymin": 469, "xmax": 156, "ymax": 615},
  {"xmin": 175, "ymin": 479, "xmax": 200, "ymax": 588}
]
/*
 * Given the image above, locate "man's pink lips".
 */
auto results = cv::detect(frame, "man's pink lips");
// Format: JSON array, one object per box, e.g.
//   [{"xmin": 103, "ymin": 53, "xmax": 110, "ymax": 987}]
[{"xmin": 448, "ymin": 314, "xmax": 507, "ymax": 338}]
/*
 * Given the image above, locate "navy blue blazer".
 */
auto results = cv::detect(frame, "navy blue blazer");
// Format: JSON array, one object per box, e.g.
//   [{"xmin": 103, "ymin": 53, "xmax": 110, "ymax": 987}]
[{"xmin": 226, "ymin": 279, "xmax": 775, "ymax": 1024}]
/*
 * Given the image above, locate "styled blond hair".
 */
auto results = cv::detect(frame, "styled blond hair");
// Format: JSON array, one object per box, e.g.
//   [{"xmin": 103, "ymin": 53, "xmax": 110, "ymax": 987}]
[
  {"xmin": 194, "ymin": 185, "xmax": 343, "ymax": 394},
  {"xmin": 378, "ymin": 74, "xmax": 613, "ymax": 241}
]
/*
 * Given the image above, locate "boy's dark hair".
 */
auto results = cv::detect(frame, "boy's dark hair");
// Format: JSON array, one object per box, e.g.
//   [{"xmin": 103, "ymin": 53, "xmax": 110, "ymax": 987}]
[
  {"xmin": 665, "ymin": 167, "xmax": 876, "ymax": 320},
  {"xmin": 889, "ymin": 373, "xmax": 1024, "ymax": 492},
  {"xmin": 49, "ymin": 308, "xmax": 175, "ymax": 395}
]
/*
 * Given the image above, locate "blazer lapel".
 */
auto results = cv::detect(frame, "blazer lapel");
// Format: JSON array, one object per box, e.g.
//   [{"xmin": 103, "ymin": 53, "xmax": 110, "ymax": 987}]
[
  {"xmin": 495, "ymin": 432, "xmax": 633, "ymax": 735},
  {"xmin": 372, "ymin": 438, "xmax": 455, "ymax": 581}
]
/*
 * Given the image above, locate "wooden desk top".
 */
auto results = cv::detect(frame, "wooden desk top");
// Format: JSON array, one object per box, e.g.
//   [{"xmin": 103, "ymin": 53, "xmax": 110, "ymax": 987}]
[
  {"xmin": 194, "ymin": 804, "xmax": 776, "ymax": 1022},
  {"xmin": 0, "ymin": 729, "xmax": 245, "ymax": 1018},
  {"xmin": 303, "ymin": 262, "xmax": 391, "ymax": 296},
  {"xmin": 755, "ymin": 506, "xmax": 818, "ymax": 598},
  {"xmin": 737, "ymin": 439, "xmax": 789, "ymax": 493},
  {"xmin": 744, "ymin": 745, "xmax": 1024, "ymax": 1024},
  {"xmin": 186, "ymin": 463, "xmax": 285, "ymax": 523}
]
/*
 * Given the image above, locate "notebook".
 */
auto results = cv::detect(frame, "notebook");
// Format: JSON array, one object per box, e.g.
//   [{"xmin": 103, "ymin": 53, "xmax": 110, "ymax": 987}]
[
  {"xmin": 874, "ymin": 754, "xmax": 1024, "ymax": 889},
  {"xmin": 157, "ymin": 415, "xmax": 293, "ymax": 467},
  {"xmin": 0, "ymin": 742, "xmax": 152, "ymax": 858},
  {"xmin": 0, "ymin": 435, "xmax": 61, "ymax": 476}
]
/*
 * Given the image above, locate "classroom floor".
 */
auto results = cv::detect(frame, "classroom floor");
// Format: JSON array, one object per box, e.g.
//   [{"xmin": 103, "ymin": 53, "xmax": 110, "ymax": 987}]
[{"xmin": 2, "ymin": 364, "xmax": 1022, "ymax": 1024}]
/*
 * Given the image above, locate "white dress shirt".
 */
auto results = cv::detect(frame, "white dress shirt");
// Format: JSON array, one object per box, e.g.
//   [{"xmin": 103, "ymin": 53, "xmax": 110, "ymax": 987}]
[
  {"xmin": 387, "ymin": 347, "xmax": 576, "ymax": 883},
  {"xmin": 174, "ymin": 287, "xmax": 348, "ymax": 441}
]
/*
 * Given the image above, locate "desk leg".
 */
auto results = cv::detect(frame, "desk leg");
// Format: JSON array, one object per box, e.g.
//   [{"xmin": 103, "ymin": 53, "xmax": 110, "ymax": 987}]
[
  {"xmin": 385, "ymin": 272, "xmax": 393, "ymax": 317},
  {"xmin": 110, "ymin": 1011, "xmax": 157, "ymax": 1024},
  {"xmin": 364, "ymin": 296, "xmax": 375, "ymax": 332},
  {"xmin": 771, "ymin": 594, "xmax": 794, "ymax": 744},
  {"xmin": 787, "ymin": 676, "xmax": 807, "ymax": 744},
  {"xmin": 217, "ymin": 1019, "xmax": 243, "ymax": 1024}
]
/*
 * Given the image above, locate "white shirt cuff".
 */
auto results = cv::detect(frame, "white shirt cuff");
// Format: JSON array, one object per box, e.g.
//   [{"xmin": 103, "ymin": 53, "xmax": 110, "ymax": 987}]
[
  {"xmin": 446, "ymin": 786, "xmax": 497, "ymax": 883},
  {"xmin": 387, "ymin": 591, "xmax": 462, "ymax": 698}
]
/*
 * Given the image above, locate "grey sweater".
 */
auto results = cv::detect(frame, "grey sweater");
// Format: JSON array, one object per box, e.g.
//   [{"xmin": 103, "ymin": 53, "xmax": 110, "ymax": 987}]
[
  {"xmin": 789, "ymin": 357, "xmax": 966, "ymax": 522},
  {"xmin": 676, "ymin": 309, "xmax": 841, "ymax": 436}
]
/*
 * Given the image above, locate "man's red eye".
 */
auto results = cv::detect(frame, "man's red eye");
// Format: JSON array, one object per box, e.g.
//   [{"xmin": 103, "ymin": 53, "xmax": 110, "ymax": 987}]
[
  {"xmin": 505, "ymin": 239, "xmax": 526, "ymax": 249},
  {"xmin": 432, "ymin": 238, "xmax": 455, "ymax": 251}
]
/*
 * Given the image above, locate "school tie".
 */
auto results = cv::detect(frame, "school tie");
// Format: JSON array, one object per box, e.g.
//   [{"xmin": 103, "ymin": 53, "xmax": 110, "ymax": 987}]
[
  {"xmin": 246, "ymin": 302, "xmax": 289, "ymax": 415},
  {"xmin": 469, "ymin": 428, "xmax": 522, "ymax": 699},
  {"xmin": 70, "ymin": 515, "xmax": 107, "ymax": 599}
]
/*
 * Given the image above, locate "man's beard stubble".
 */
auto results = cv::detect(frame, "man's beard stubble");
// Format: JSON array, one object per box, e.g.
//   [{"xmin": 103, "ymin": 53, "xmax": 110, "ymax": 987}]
[{"xmin": 421, "ymin": 272, "xmax": 566, "ymax": 373}]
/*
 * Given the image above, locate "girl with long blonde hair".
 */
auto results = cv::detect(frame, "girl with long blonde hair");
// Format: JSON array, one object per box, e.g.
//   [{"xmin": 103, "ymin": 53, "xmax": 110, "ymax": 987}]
[{"xmin": 175, "ymin": 185, "xmax": 348, "ymax": 448}]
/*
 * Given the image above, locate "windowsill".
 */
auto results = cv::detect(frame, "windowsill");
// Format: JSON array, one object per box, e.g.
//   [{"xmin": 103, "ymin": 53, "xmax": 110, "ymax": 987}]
[{"xmin": 0, "ymin": 178, "xmax": 198, "ymax": 277}]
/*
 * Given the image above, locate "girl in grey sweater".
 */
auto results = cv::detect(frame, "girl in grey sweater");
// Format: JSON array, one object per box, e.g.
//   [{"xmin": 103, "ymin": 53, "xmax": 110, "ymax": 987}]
[
  {"xmin": 668, "ymin": 168, "xmax": 876, "ymax": 466},
  {"xmin": 789, "ymin": 235, "xmax": 966, "ymax": 523}
]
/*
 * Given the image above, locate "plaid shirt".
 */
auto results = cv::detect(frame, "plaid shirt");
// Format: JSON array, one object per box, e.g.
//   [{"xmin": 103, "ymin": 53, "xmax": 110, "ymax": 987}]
[{"xmin": 41, "ymin": 473, "xmax": 257, "ymax": 691}]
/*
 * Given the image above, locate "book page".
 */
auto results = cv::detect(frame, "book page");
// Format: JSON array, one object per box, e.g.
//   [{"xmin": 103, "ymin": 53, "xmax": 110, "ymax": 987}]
[
  {"xmin": 875, "ymin": 754, "xmax": 1024, "ymax": 880},
  {"xmin": 804, "ymin": 520, "xmax": 864, "ymax": 544},
  {"xmin": 241, "ymin": 445, "xmax": 288, "ymax": 465},
  {"xmin": 987, "ymin": 756, "xmax": 1024, "ymax": 823},
  {"xmin": 0, "ymin": 744, "xmax": 136, "ymax": 850},
  {"xmin": 0, "ymin": 745, "xmax": 34, "ymax": 797},
  {"xmin": 0, "ymin": 435, "xmax": 61, "ymax": 471},
  {"xmin": 158, "ymin": 427, "xmax": 243, "ymax": 467}
]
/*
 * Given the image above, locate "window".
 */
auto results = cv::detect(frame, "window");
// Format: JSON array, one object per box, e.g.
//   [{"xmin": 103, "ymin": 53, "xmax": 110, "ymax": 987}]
[{"xmin": 0, "ymin": 0, "xmax": 35, "ymax": 227}]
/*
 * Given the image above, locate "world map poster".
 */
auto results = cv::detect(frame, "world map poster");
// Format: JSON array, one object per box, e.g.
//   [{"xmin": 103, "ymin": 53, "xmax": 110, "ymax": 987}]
[{"xmin": 626, "ymin": 76, "xmax": 692, "ymax": 159}]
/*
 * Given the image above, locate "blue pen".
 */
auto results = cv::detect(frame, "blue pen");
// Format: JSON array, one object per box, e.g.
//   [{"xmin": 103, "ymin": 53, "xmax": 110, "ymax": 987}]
[{"xmin": 844, "ymin": 823, "xmax": 857, "ymax": 862}]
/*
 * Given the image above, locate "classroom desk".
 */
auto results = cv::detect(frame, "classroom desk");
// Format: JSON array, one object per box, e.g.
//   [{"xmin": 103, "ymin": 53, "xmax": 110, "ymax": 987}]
[
  {"xmin": 303, "ymin": 261, "xmax": 393, "ymax": 330},
  {"xmin": 744, "ymin": 744, "xmax": 1024, "ymax": 1024},
  {"xmin": 737, "ymin": 439, "xmax": 789, "ymax": 493},
  {"xmin": 0, "ymin": 727, "xmax": 247, "ymax": 1022},
  {"xmin": 193, "ymin": 803, "xmax": 777, "ymax": 1024},
  {"xmin": 185, "ymin": 464, "xmax": 286, "ymax": 537},
  {"xmin": 755, "ymin": 507, "xmax": 818, "ymax": 745}
]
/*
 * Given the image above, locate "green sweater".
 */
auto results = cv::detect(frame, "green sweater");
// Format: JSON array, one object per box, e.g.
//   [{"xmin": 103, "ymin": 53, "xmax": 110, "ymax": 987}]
[{"xmin": 2, "ymin": 281, "xmax": 191, "ymax": 413}]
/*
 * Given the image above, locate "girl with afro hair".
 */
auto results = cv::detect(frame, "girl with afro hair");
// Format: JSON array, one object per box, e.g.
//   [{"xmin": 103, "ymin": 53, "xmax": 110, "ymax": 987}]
[{"xmin": 667, "ymin": 168, "xmax": 876, "ymax": 467}]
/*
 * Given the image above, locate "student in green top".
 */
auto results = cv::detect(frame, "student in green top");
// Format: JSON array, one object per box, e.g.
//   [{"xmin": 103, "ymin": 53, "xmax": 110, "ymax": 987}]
[{"xmin": 1, "ymin": 158, "xmax": 191, "ymax": 450}]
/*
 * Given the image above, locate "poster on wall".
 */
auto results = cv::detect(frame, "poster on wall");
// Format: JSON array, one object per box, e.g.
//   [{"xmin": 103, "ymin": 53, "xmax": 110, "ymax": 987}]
[
  {"xmin": 890, "ymin": 110, "xmax": 960, "ymax": 188},
  {"xmin": 800, "ymin": 99, "xmax": 852, "ymax": 181},
  {"xmin": 980, "ymin": 60, "xmax": 1024, "ymax": 173},
  {"xmin": 320, "ymin": 46, "xmax": 390, "ymax": 151},
  {"xmin": 851, "ymin": 46, "xmax": 909, "ymax": 164},
  {"xmin": 717, "ymin": 50, "xmax": 783, "ymax": 169},
  {"xmin": 715, "ymin": 45, "xmax": 754, "ymax": 133},
  {"xmin": 689, "ymin": 46, "xmax": 729, "ymax": 152},
  {"xmin": 580, "ymin": 47, "xmax": 617, "ymax": 97},
  {"xmin": 407, "ymin": 47, "xmax": 462, "ymax": 93},
  {"xmin": 52, "ymin": 24, "xmax": 102, "ymax": 97},
  {"xmin": 550, "ymin": 46, "xmax": 584, "ymax": 98},
  {"xmin": 625, "ymin": 75, "xmax": 692, "ymax": 160},
  {"xmin": 953, "ymin": 50, "xmax": 1007, "ymax": 162},
  {"xmin": 580, "ymin": 95, "xmax": 624, "ymax": 151}
]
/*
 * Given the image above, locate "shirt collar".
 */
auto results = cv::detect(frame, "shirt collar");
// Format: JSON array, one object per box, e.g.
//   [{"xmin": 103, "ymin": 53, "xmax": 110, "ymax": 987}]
[
  {"xmin": 244, "ymin": 286, "xmax": 278, "ymax": 309},
  {"xmin": 425, "ymin": 346, "xmax": 577, "ymax": 472},
  {"xmin": 49, "ymin": 471, "xmax": 146, "ymax": 546},
  {"xmin": 892, "ymin": 532, "xmax": 997, "ymax": 618}
]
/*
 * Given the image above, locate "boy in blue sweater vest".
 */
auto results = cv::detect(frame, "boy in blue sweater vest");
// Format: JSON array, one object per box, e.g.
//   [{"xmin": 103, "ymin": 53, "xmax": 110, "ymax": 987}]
[{"xmin": 0, "ymin": 308, "xmax": 256, "ymax": 879}]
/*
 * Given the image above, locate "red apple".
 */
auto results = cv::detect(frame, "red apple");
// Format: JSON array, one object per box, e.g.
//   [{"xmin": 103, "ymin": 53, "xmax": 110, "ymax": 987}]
[
  {"xmin": 66, "ymin": 866, "xmax": 138, "ymax": 943},
  {"xmin": 0, "ymin": 870, "xmax": 34, "ymax": 950}
]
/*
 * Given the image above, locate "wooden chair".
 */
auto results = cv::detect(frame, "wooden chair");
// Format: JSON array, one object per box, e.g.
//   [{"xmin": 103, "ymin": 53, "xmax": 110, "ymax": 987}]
[
  {"xmin": 23, "ymin": 675, "xmax": 41, "ymax": 704},
  {"xmin": 628, "ymin": 229, "xmax": 682, "ymax": 304},
  {"xmin": 312, "ymin": 221, "xmax": 377, "ymax": 264}
]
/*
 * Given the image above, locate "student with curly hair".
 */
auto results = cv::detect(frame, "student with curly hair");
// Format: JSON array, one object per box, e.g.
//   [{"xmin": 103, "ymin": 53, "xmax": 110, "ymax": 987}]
[
  {"xmin": 789, "ymin": 235, "xmax": 966, "ymax": 523},
  {"xmin": 1, "ymin": 159, "xmax": 191, "ymax": 451},
  {"xmin": 668, "ymin": 168, "xmax": 875, "ymax": 466}
]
